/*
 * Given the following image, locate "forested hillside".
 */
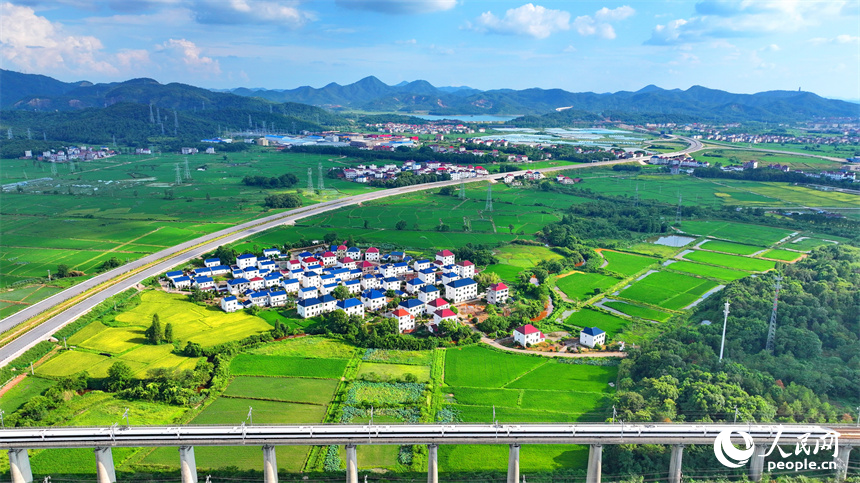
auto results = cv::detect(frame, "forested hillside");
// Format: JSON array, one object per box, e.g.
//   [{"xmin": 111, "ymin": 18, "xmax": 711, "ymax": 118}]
[{"xmin": 615, "ymin": 244, "xmax": 860, "ymax": 424}]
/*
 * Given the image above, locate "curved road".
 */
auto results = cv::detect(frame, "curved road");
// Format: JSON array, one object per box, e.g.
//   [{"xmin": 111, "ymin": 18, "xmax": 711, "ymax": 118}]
[{"xmin": 0, "ymin": 140, "xmax": 701, "ymax": 367}]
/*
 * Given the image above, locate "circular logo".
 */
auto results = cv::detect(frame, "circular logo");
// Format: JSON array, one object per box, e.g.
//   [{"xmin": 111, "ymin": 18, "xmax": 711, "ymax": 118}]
[{"xmin": 713, "ymin": 429, "xmax": 755, "ymax": 468}]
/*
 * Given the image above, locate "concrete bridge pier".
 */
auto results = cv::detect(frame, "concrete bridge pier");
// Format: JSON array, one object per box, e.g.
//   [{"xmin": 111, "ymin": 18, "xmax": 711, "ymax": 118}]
[
  {"xmin": 668, "ymin": 445, "xmax": 684, "ymax": 483},
  {"xmin": 748, "ymin": 444, "xmax": 767, "ymax": 482},
  {"xmin": 586, "ymin": 444, "xmax": 602, "ymax": 483},
  {"xmin": 94, "ymin": 447, "xmax": 116, "ymax": 483},
  {"xmin": 263, "ymin": 445, "xmax": 278, "ymax": 483},
  {"xmin": 179, "ymin": 446, "xmax": 198, "ymax": 483},
  {"xmin": 8, "ymin": 449, "xmax": 33, "ymax": 483},
  {"xmin": 507, "ymin": 444, "xmax": 520, "ymax": 483},
  {"xmin": 345, "ymin": 444, "xmax": 358, "ymax": 483},
  {"xmin": 836, "ymin": 445, "xmax": 853, "ymax": 482},
  {"xmin": 427, "ymin": 444, "xmax": 438, "ymax": 483}
]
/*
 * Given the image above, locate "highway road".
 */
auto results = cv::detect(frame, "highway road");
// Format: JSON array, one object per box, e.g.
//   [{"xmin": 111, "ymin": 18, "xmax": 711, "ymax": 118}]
[
  {"xmin": 1, "ymin": 149, "xmax": 706, "ymax": 368},
  {"xmin": 0, "ymin": 422, "xmax": 846, "ymax": 449}
]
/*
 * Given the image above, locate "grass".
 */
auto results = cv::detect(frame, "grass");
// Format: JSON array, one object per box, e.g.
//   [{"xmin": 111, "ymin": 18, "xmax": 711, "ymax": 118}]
[
  {"xmin": 361, "ymin": 349, "xmax": 433, "ymax": 365},
  {"xmin": 681, "ymin": 250, "xmax": 776, "ymax": 272},
  {"xmin": 230, "ymin": 355, "xmax": 349, "ymax": 379},
  {"xmin": 759, "ymin": 249, "xmax": 804, "ymax": 262},
  {"xmin": 663, "ymin": 261, "xmax": 750, "ymax": 282},
  {"xmin": 0, "ymin": 377, "xmax": 55, "ymax": 413},
  {"xmin": 678, "ymin": 220, "xmax": 795, "ymax": 246},
  {"xmin": 356, "ymin": 362, "xmax": 431, "ymax": 383},
  {"xmin": 698, "ymin": 240, "xmax": 765, "ymax": 255},
  {"xmin": 450, "ymin": 387, "xmax": 522, "ymax": 408},
  {"xmin": 617, "ymin": 271, "xmax": 719, "ymax": 311},
  {"xmin": 506, "ymin": 363, "xmax": 618, "ymax": 394},
  {"xmin": 192, "ymin": 397, "xmax": 328, "ymax": 425},
  {"xmin": 36, "ymin": 350, "xmax": 119, "ymax": 378},
  {"xmin": 483, "ymin": 263, "xmax": 523, "ymax": 282},
  {"xmin": 223, "ymin": 376, "xmax": 339, "ymax": 405},
  {"xmin": 602, "ymin": 302, "xmax": 674, "ymax": 322},
  {"xmin": 141, "ymin": 445, "xmax": 310, "ymax": 473},
  {"xmin": 788, "ymin": 237, "xmax": 837, "ymax": 251},
  {"xmin": 494, "ymin": 245, "xmax": 562, "ymax": 268},
  {"xmin": 600, "ymin": 250, "xmax": 658, "ymax": 276},
  {"xmin": 564, "ymin": 309, "xmax": 630, "ymax": 336},
  {"xmin": 555, "ymin": 272, "xmax": 621, "ymax": 301},
  {"xmin": 336, "ymin": 444, "xmax": 401, "ymax": 469},
  {"xmin": 346, "ymin": 381, "xmax": 425, "ymax": 405},
  {"xmin": 247, "ymin": 336, "xmax": 359, "ymax": 359},
  {"xmin": 439, "ymin": 444, "xmax": 588, "ymax": 473},
  {"xmin": 444, "ymin": 346, "xmax": 544, "ymax": 388},
  {"xmin": 519, "ymin": 389, "xmax": 610, "ymax": 413}
]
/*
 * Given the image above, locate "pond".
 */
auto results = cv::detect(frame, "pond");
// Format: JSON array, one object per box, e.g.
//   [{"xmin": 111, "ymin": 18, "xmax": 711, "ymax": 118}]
[{"xmin": 652, "ymin": 235, "xmax": 696, "ymax": 247}]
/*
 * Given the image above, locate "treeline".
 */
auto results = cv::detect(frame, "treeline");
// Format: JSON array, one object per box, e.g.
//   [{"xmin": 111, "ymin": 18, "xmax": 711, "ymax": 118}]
[
  {"xmin": 242, "ymin": 173, "xmax": 299, "ymax": 189},
  {"xmin": 368, "ymin": 170, "xmax": 450, "ymax": 188},
  {"xmin": 263, "ymin": 193, "xmax": 302, "ymax": 208},
  {"xmin": 694, "ymin": 165, "xmax": 856, "ymax": 188},
  {"xmin": 314, "ymin": 311, "xmax": 480, "ymax": 350}
]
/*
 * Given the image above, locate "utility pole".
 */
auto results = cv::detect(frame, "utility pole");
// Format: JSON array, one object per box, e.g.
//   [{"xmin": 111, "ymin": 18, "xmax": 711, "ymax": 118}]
[
  {"xmin": 247, "ymin": 406, "xmax": 253, "ymax": 426},
  {"xmin": 719, "ymin": 300, "xmax": 730, "ymax": 362},
  {"xmin": 765, "ymin": 275, "xmax": 783, "ymax": 352}
]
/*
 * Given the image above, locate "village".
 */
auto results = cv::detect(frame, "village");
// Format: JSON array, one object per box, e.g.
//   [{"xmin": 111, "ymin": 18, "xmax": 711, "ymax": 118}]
[{"xmin": 162, "ymin": 244, "xmax": 609, "ymax": 352}]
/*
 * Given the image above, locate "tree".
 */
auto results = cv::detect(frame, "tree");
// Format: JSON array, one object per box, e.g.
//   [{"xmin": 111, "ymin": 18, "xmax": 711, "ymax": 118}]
[
  {"xmin": 438, "ymin": 186, "xmax": 455, "ymax": 196},
  {"xmin": 395, "ymin": 220, "xmax": 407, "ymax": 230},
  {"xmin": 332, "ymin": 285, "xmax": 350, "ymax": 300},
  {"xmin": 56, "ymin": 264, "xmax": 70, "ymax": 278},
  {"xmin": 509, "ymin": 224, "xmax": 514, "ymax": 234},
  {"xmin": 324, "ymin": 232, "xmax": 339, "ymax": 244},
  {"xmin": 106, "ymin": 361, "xmax": 133, "ymax": 391},
  {"xmin": 164, "ymin": 323, "xmax": 174, "ymax": 343},
  {"xmin": 145, "ymin": 313, "xmax": 163, "ymax": 344},
  {"xmin": 263, "ymin": 193, "xmax": 302, "ymax": 208},
  {"xmin": 213, "ymin": 245, "xmax": 237, "ymax": 265},
  {"xmin": 364, "ymin": 220, "xmax": 369, "ymax": 229}
]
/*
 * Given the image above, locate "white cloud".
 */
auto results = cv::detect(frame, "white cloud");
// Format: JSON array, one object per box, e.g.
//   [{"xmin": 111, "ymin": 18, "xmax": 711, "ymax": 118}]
[
  {"xmin": 573, "ymin": 5, "xmax": 635, "ymax": 40},
  {"xmin": 396, "ymin": 38, "xmax": 417, "ymax": 44},
  {"xmin": 157, "ymin": 38, "xmax": 221, "ymax": 75},
  {"xmin": 471, "ymin": 3, "xmax": 570, "ymax": 39},
  {"xmin": 335, "ymin": 0, "xmax": 456, "ymax": 14},
  {"xmin": 810, "ymin": 34, "xmax": 860, "ymax": 45},
  {"xmin": 647, "ymin": 0, "xmax": 854, "ymax": 45},
  {"xmin": 193, "ymin": 0, "xmax": 315, "ymax": 26},
  {"xmin": 594, "ymin": 5, "xmax": 635, "ymax": 22},
  {"xmin": 0, "ymin": 2, "xmax": 119, "ymax": 75}
]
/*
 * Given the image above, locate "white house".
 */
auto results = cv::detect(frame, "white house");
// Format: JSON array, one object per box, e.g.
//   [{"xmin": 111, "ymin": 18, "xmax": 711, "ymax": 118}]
[
  {"xmin": 405, "ymin": 278, "xmax": 426, "ymax": 294},
  {"xmin": 418, "ymin": 268, "xmax": 437, "ymax": 285},
  {"xmin": 513, "ymin": 324, "xmax": 545, "ymax": 347},
  {"xmin": 282, "ymin": 278, "xmax": 300, "ymax": 293},
  {"xmin": 320, "ymin": 252, "xmax": 337, "ymax": 267},
  {"xmin": 204, "ymin": 258, "xmax": 221, "ymax": 268},
  {"xmin": 382, "ymin": 277, "xmax": 401, "ymax": 292},
  {"xmin": 268, "ymin": 290, "xmax": 288, "ymax": 307},
  {"xmin": 172, "ymin": 276, "xmax": 192, "ymax": 289},
  {"xmin": 445, "ymin": 278, "xmax": 478, "ymax": 303},
  {"xmin": 441, "ymin": 271, "xmax": 460, "ymax": 285},
  {"xmin": 343, "ymin": 279, "xmax": 362, "ymax": 294},
  {"xmin": 220, "ymin": 296, "xmax": 240, "ymax": 313},
  {"xmin": 302, "ymin": 272, "xmax": 321, "ymax": 288},
  {"xmin": 297, "ymin": 297, "xmax": 323, "ymax": 318},
  {"xmin": 361, "ymin": 274, "xmax": 382, "ymax": 291},
  {"xmin": 346, "ymin": 247, "xmax": 362, "ymax": 260},
  {"xmin": 398, "ymin": 298, "xmax": 425, "ymax": 319},
  {"xmin": 227, "ymin": 278, "xmax": 249, "ymax": 294},
  {"xmin": 248, "ymin": 277, "xmax": 265, "ymax": 291},
  {"xmin": 236, "ymin": 254, "xmax": 257, "ymax": 269},
  {"xmin": 262, "ymin": 248, "xmax": 281, "ymax": 259},
  {"xmin": 455, "ymin": 260, "xmax": 475, "ymax": 278},
  {"xmin": 298, "ymin": 287, "xmax": 318, "ymax": 300},
  {"xmin": 424, "ymin": 297, "xmax": 450, "ymax": 315},
  {"xmin": 361, "ymin": 290, "xmax": 386, "ymax": 311},
  {"xmin": 433, "ymin": 308, "xmax": 458, "ymax": 325},
  {"xmin": 249, "ymin": 291, "xmax": 269, "ymax": 306},
  {"xmin": 486, "ymin": 282, "xmax": 509, "ymax": 305},
  {"xmin": 435, "ymin": 249, "xmax": 456, "ymax": 266},
  {"xmin": 389, "ymin": 308, "xmax": 415, "ymax": 332},
  {"xmin": 338, "ymin": 257, "xmax": 357, "ymax": 270},
  {"xmin": 193, "ymin": 276, "xmax": 215, "ymax": 290},
  {"xmin": 580, "ymin": 327, "xmax": 606, "ymax": 348},
  {"xmin": 365, "ymin": 247, "xmax": 381, "ymax": 262},
  {"xmin": 413, "ymin": 259, "xmax": 432, "ymax": 272},
  {"xmin": 417, "ymin": 284, "xmax": 440, "ymax": 303},
  {"xmin": 318, "ymin": 294, "xmax": 337, "ymax": 313},
  {"xmin": 336, "ymin": 298, "xmax": 365, "ymax": 318}
]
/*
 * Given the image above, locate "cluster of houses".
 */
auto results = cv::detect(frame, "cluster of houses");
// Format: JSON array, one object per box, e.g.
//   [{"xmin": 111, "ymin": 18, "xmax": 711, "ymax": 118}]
[
  {"xmin": 698, "ymin": 130, "xmax": 859, "ymax": 147},
  {"xmin": 23, "ymin": 146, "xmax": 115, "ymax": 162},
  {"xmin": 164, "ymin": 246, "xmax": 510, "ymax": 334},
  {"xmin": 648, "ymin": 155, "xmax": 711, "ymax": 171},
  {"xmin": 719, "ymin": 160, "xmax": 859, "ymax": 182},
  {"xmin": 502, "ymin": 170, "xmax": 545, "ymax": 185},
  {"xmin": 341, "ymin": 160, "xmax": 489, "ymax": 184},
  {"xmin": 512, "ymin": 324, "xmax": 606, "ymax": 349},
  {"xmin": 366, "ymin": 121, "xmax": 483, "ymax": 137}
]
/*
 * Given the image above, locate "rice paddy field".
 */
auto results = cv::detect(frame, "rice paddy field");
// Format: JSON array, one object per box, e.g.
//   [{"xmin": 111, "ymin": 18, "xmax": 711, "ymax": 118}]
[
  {"xmin": 601, "ymin": 301, "xmax": 674, "ymax": 322},
  {"xmin": 759, "ymin": 249, "xmax": 805, "ymax": 262},
  {"xmin": 697, "ymin": 240, "xmax": 764, "ymax": 255},
  {"xmin": 599, "ymin": 250, "xmax": 658, "ymax": 276},
  {"xmin": 564, "ymin": 308, "xmax": 631, "ymax": 336},
  {"xmin": 679, "ymin": 250, "xmax": 776, "ymax": 272},
  {"xmin": 678, "ymin": 220, "xmax": 795, "ymax": 246},
  {"xmin": 663, "ymin": 261, "xmax": 750, "ymax": 282},
  {"xmin": 616, "ymin": 271, "xmax": 719, "ymax": 311},
  {"xmin": 555, "ymin": 272, "xmax": 622, "ymax": 301}
]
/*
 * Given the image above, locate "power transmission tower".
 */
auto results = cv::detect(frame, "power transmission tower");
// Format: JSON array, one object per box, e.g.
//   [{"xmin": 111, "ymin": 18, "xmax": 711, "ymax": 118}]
[
  {"xmin": 307, "ymin": 168, "xmax": 314, "ymax": 191},
  {"xmin": 43, "ymin": 132, "xmax": 47, "ymax": 141},
  {"xmin": 317, "ymin": 162, "xmax": 324, "ymax": 191},
  {"xmin": 249, "ymin": 115, "xmax": 252, "ymax": 129},
  {"xmin": 149, "ymin": 103, "xmax": 155, "ymax": 124},
  {"xmin": 50, "ymin": 163, "xmax": 58, "ymax": 175},
  {"xmin": 459, "ymin": 180, "xmax": 466, "ymax": 199},
  {"xmin": 6, "ymin": 128, "xmax": 11, "ymax": 139},
  {"xmin": 765, "ymin": 275, "xmax": 783, "ymax": 352},
  {"xmin": 156, "ymin": 107, "xmax": 161, "ymax": 124},
  {"xmin": 485, "ymin": 182, "xmax": 493, "ymax": 212},
  {"xmin": 175, "ymin": 164, "xmax": 182, "ymax": 185},
  {"xmin": 719, "ymin": 300, "xmax": 730, "ymax": 362},
  {"xmin": 27, "ymin": 128, "xmax": 31, "ymax": 140},
  {"xmin": 184, "ymin": 157, "xmax": 192, "ymax": 180},
  {"xmin": 674, "ymin": 192, "xmax": 683, "ymax": 224},
  {"xmin": 68, "ymin": 160, "xmax": 76, "ymax": 172},
  {"xmin": 174, "ymin": 110, "xmax": 179, "ymax": 136},
  {"xmin": 634, "ymin": 182, "xmax": 640, "ymax": 206}
]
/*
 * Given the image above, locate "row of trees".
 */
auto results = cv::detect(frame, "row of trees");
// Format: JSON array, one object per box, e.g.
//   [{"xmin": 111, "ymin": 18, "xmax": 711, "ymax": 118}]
[
  {"xmin": 242, "ymin": 173, "xmax": 299, "ymax": 189},
  {"xmin": 263, "ymin": 193, "xmax": 302, "ymax": 208}
]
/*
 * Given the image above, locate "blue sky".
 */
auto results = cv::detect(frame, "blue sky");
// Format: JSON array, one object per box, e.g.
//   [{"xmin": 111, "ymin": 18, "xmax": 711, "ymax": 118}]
[{"xmin": 2, "ymin": 0, "xmax": 858, "ymax": 100}]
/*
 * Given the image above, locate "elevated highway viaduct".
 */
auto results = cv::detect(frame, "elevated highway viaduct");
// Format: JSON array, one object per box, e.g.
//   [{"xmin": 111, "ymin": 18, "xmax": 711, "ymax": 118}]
[{"xmin": 2, "ymin": 423, "xmax": 856, "ymax": 483}]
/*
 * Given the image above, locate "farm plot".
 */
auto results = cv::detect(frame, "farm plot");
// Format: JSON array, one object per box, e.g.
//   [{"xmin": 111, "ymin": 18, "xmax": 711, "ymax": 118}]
[
  {"xmin": 494, "ymin": 245, "xmax": 562, "ymax": 268},
  {"xmin": 599, "ymin": 251, "xmax": 658, "ymax": 276},
  {"xmin": 223, "ymin": 376, "xmax": 339, "ymax": 405},
  {"xmin": 698, "ymin": 240, "xmax": 764, "ymax": 255},
  {"xmin": 664, "ymin": 261, "xmax": 750, "ymax": 282},
  {"xmin": 230, "ymin": 354, "xmax": 348, "ymax": 379},
  {"xmin": 556, "ymin": 272, "xmax": 621, "ymax": 301},
  {"xmin": 356, "ymin": 362, "xmax": 431, "ymax": 382},
  {"xmin": 445, "ymin": 346, "xmax": 544, "ymax": 388},
  {"xmin": 482, "ymin": 263, "xmax": 523, "ymax": 282},
  {"xmin": 759, "ymin": 249, "xmax": 804, "ymax": 262},
  {"xmin": 601, "ymin": 302, "xmax": 673, "ymax": 322},
  {"xmin": 36, "ymin": 350, "xmax": 128, "ymax": 379},
  {"xmin": 616, "ymin": 271, "xmax": 719, "ymax": 311},
  {"xmin": 681, "ymin": 250, "xmax": 775, "ymax": 272},
  {"xmin": 361, "ymin": 349, "xmax": 433, "ymax": 365},
  {"xmin": 679, "ymin": 220, "xmax": 794, "ymax": 246},
  {"xmin": 788, "ymin": 237, "xmax": 837, "ymax": 251},
  {"xmin": 564, "ymin": 309, "xmax": 630, "ymax": 336},
  {"xmin": 345, "ymin": 381, "xmax": 425, "ymax": 405},
  {"xmin": 506, "ymin": 363, "xmax": 618, "ymax": 394},
  {"xmin": 247, "ymin": 336, "xmax": 358, "ymax": 359},
  {"xmin": 0, "ymin": 377, "xmax": 55, "ymax": 414},
  {"xmin": 439, "ymin": 444, "xmax": 588, "ymax": 473}
]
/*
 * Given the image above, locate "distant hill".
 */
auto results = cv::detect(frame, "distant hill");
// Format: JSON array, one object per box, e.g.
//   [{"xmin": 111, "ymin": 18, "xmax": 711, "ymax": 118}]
[
  {"xmin": 0, "ymin": 69, "xmax": 91, "ymax": 109},
  {"xmin": 226, "ymin": 76, "xmax": 860, "ymax": 122}
]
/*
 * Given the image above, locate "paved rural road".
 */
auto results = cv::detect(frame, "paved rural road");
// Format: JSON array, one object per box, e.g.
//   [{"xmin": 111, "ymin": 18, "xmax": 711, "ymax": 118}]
[{"xmin": 0, "ymin": 141, "xmax": 700, "ymax": 367}]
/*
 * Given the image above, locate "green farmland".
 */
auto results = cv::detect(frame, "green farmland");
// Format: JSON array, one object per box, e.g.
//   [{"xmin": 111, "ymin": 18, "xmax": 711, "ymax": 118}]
[
  {"xmin": 564, "ymin": 309, "xmax": 630, "ymax": 337},
  {"xmin": 679, "ymin": 220, "xmax": 794, "ymax": 246},
  {"xmin": 663, "ymin": 261, "xmax": 749, "ymax": 282},
  {"xmin": 617, "ymin": 271, "xmax": 720, "ymax": 311},
  {"xmin": 602, "ymin": 301, "xmax": 674, "ymax": 322},
  {"xmin": 680, "ymin": 250, "xmax": 776, "ymax": 272},
  {"xmin": 555, "ymin": 272, "xmax": 621, "ymax": 301},
  {"xmin": 599, "ymin": 250, "xmax": 658, "ymax": 276},
  {"xmin": 698, "ymin": 240, "xmax": 764, "ymax": 255}
]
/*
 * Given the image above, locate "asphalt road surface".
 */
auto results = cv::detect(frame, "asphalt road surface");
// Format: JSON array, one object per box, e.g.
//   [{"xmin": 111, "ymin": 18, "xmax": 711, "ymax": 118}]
[{"xmin": 0, "ymin": 144, "xmax": 698, "ymax": 367}]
